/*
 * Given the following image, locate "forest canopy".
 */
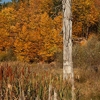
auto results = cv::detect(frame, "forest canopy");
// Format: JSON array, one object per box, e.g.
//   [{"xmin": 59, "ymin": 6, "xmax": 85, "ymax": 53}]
[{"xmin": 0, "ymin": 0, "xmax": 100, "ymax": 62}]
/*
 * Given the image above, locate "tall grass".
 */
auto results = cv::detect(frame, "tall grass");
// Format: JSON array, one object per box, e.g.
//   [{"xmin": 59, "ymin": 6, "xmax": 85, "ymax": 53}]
[
  {"xmin": 0, "ymin": 61, "xmax": 100, "ymax": 100},
  {"xmin": 0, "ymin": 62, "xmax": 72, "ymax": 100},
  {"xmin": 73, "ymin": 35, "xmax": 100, "ymax": 100}
]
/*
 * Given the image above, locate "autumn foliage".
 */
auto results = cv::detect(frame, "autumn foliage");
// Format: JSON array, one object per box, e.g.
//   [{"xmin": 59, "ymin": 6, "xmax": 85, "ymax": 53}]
[{"xmin": 0, "ymin": 0, "xmax": 100, "ymax": 62}]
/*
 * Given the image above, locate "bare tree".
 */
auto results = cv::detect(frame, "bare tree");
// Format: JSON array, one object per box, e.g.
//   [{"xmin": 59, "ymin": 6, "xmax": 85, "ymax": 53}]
[{"xmin": 62, "ymin": 0, "xmax": 75, "ymax": 100}]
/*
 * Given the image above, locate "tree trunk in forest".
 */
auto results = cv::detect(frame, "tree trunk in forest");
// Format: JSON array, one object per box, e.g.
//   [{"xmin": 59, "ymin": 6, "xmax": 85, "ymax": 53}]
[
  {"xmin": 86, "ymin": 26, "xmax": 89, "ymax": 39},
  {"xmin": 62, "ymin": 0, "xmax": 75, "ymax": 100}
]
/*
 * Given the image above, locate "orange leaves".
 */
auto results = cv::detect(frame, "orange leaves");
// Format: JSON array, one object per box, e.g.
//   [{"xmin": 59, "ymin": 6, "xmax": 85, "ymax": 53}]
[
  {"xmin": 0, "ymin": 0, "xmax": 63, "ymax": 62},
  {"xmin": 37, "ymin": 12, "xmax": 62, "ymax": 61},
  {"xmin": 1, "ymin": 7, "xmax": 15, "ymax": 20},
  {"xmin": 40, "ymin": 0, "xmax": 53, "ymax": 13},
  {"xmin": 72, "ymin": 0, "xmax": 99, "ymax": 37},
  {"xmin": 1, "ymin": 0, "xmax": 99, "ymax": 62},
  {"xmin": 73, "ymin": 22, "xmax": 82, "ymax": 36}
]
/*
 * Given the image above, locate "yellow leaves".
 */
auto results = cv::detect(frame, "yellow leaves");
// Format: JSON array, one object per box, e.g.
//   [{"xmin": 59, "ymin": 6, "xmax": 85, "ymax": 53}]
[
  {"xmin": 73, "ymin": 22, "xmax": 82, "ymax": 36},
  {"xmin": 1, "ymin": 7, "xmax": 16, "ymax": 21},
  {"xmin": 0, "ymin": 0, "xmax": 62, "ymax": 62},
  {"xmin": 0, "ymin": 0, "xmax": 100, "ymax": 62},
  {"xmin": 72, "ymin": 0, "xmax": 99, "ymax": 36},
  {"xmin": 22, "ymin": 25, "xmax": 27, "ymax": 34},
  {"xmin": 2, "ymin": 7, "xmax": 14, "ymax": 15},
  {"xmin": 41, "ymin": 12, "xmax": 50, "ymax": 23},
  {"xmin": 33, "ymin": 12, "xmax": 62, "ymax": 61},
  {"xmin": 14, "ymin": 39, "xmax": 31, "ymax": 61},
  {"xmin": 40, "ymin": 0, "xmax": 53, "ymax": 13},
  {"xmin": 10, "ymin": 26, "xmax": 17, "ymax": 33},
  {"xmin": 54, "ymin": 14, "xmax": 62, "ymax": 31}
]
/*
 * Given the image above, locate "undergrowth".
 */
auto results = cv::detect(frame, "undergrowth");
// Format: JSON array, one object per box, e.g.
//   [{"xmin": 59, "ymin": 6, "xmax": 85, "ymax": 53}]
[
  {"xmin": 0, "ymin": 62, "xmax": 72, "ymax": 100},
  {"xmin": 0, "ymin": 35, "xmax": 100, "ymax": 100}
]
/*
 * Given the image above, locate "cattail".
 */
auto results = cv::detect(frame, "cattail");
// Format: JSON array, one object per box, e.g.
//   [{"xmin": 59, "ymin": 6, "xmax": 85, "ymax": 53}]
[
  {"xmin": 48, "ymin": 84, "xmax": 52, "ymax": 100},
  {"xmin": 54, "ymin": 90, "xmax": 57, "ymax": 100},
  {"xmin": 21, "ymin": 67, "xmax": 24, "ymax": 76},
  {"xmin": 6, "ymin": 66, "xmax": 12, "ymax": 78},
  {"xmin": 0, "ymin": 66, "xmax": 3, "ymax": 81},
  {"xmin": 8, "ymin": 83, "xmax": 12, "ymax": 90}
]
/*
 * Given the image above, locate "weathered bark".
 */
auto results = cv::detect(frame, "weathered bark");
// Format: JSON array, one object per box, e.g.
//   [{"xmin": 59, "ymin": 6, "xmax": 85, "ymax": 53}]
[
  {"xmin": 62, "ymin": 0, "xmax": 75, "ymax": 100},
  {"xmin": 62, "ymin": 0, "xmax": 73, "ymax": 81}
]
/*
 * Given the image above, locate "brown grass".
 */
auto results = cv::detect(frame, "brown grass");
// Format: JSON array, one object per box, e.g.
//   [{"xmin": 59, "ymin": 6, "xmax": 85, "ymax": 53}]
[{"xmin": 0, "ymin": 60, "xmax": 100, "ymax": 100}]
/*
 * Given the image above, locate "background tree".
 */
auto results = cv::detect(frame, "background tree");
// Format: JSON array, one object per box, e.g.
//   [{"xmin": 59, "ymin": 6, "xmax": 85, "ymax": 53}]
[
  {"xmin": 72, "ymin": 0, "xmax": 99, "ymax": 38},
  {"xmin": 0, "ymin": 0, "xmax": 100, "ymax": 63}
]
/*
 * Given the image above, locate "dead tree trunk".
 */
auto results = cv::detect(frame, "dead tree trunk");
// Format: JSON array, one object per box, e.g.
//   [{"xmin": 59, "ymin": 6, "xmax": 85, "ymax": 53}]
[{"xmin": 62, "ymin": 0, "xmax": 75, "ymax": 100}]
